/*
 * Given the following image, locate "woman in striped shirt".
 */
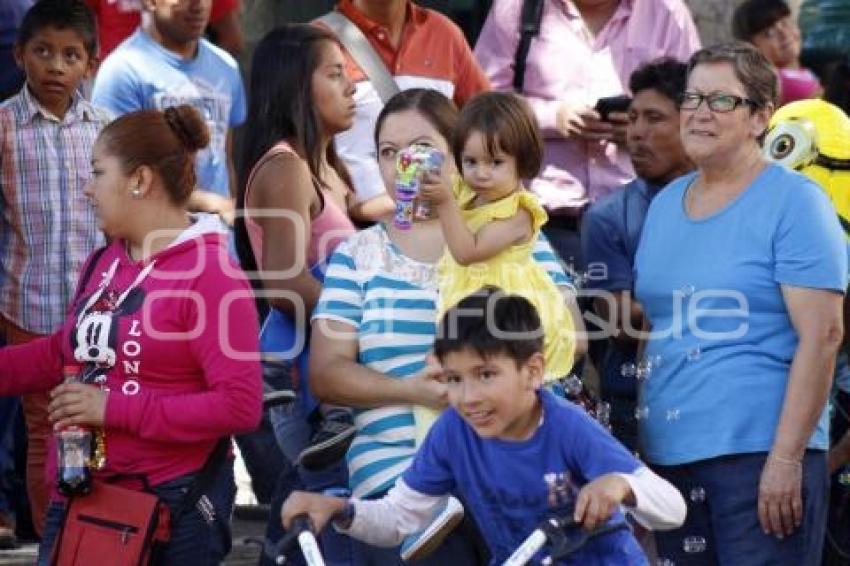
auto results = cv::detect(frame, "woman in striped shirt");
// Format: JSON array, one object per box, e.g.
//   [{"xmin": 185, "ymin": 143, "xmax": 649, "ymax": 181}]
[{"xmin": 308, "ymin": 88, "xmax": 585, "ymax": 564}]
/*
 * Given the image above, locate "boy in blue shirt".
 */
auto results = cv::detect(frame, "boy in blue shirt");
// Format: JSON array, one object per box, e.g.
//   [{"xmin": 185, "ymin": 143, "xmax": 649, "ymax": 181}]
[{"xmin": 282, "ymin": 287, "xmax": 687, "ymax": 564}]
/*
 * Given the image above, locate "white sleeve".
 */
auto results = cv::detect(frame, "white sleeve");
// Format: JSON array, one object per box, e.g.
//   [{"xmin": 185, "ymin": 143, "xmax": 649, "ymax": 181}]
[
  {"xmin": 615, "ymin": 466, "xmax": 687, "ymax": 531},
  {"xmin": 332, "ymin": 87, "xmax": 388, "ymax": 204},
  {"xmin": 334, "ymin": 479, "xmax": 446, "ymax": 547}
]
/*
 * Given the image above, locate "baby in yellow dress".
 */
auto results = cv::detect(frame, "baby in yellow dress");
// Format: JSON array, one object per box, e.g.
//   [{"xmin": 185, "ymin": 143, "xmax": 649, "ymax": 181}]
[{"xmin": 415, "ymin": 92, "xmax": 577, "ymax": 444}]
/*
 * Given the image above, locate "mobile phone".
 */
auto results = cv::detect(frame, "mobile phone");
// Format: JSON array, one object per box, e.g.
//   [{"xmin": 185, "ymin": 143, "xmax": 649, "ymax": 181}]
[{"xmin": 594, "ymin": 95, "xmax": 632, "ymax": 121}]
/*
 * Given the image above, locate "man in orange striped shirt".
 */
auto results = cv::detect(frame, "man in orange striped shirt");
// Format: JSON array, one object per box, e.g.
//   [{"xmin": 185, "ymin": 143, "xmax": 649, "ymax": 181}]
[{"xmin": 317, "ymin": 0, "xmax": 489, "ymax": 221}]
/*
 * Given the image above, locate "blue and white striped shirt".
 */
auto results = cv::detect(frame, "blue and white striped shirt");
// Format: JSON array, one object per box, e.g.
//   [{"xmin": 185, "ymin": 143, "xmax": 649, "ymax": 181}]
[{"xmin": 313, "ymin": 224, "xmax": 573, "ymax": 498}]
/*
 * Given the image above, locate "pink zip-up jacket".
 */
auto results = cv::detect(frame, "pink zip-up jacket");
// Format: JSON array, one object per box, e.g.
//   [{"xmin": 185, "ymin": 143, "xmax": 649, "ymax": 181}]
[{"xmin": 0, "ymin": 215, "xmax": 262, "ymax": 487}]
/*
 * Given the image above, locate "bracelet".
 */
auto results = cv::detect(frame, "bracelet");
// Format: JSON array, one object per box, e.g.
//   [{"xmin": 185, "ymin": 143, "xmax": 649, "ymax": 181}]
[{"xmin": 768, "ymin": 453, "xmax": 802, "ymax": 467}]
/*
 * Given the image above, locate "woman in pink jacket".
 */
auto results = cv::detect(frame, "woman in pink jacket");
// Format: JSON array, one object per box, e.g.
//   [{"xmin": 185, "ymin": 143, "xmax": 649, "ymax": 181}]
[{"xmin": 0, "ymin": 105, "xmax": 263, "ymax": 565}]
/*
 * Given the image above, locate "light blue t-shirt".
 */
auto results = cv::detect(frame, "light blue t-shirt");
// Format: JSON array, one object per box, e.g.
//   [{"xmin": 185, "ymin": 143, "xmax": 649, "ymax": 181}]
[
  {"xmin": 404, "ymin": 391, "xmax": 646, "ymax": 565},
  {"xmin": 92, "ymin": 30, "xmax": 246, "ymax": 197},
  {"xmin": 634, "ymin": 164, "xmax": 847, "ymax": 465}
]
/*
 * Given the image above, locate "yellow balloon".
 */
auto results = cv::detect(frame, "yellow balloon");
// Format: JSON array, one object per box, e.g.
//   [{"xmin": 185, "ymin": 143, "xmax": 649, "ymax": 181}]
[{"xmin": 764, "ymin": 99, "xmax": 850, "ymax": 236}]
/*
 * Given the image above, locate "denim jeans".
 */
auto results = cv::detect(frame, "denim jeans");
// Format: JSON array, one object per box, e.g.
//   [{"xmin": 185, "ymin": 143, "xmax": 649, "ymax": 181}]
[
  {"xmin": 261, "ymin": 455, "xmax": 354, "ymax": 566},
  {"xmin": 0, "ymin": 396, "xmax": 17, "ymax": 517},
  {"xmin": 825, "ymin": 389, "xmax": 850, "ymax": 564},
  {"xmin": 652, "ymin": 451, "xmax": 828, "ymax": 566},
  {"xmin": 234, "ymin": 418, "xmax": 287, "ymax": 504},
  {"xmin": 38, "ymin": 460, "xmax": 237, "ymax": 565}
]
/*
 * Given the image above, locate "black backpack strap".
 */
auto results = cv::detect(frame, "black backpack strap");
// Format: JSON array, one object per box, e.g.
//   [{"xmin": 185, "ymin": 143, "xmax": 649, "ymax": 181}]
[{"xmin": 513, "ymin": 0, "xmax": 545, "ymax": 93}]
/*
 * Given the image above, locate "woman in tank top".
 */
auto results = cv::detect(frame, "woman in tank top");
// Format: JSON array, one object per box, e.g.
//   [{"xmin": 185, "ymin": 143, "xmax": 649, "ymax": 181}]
[{"xmin": 234, "ymin": 26, "xmax": 358, "ymax": 563}]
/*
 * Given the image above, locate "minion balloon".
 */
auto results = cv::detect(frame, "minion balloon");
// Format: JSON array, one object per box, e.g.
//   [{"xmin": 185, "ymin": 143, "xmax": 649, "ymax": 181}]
[{"xmin": 763, "ymin": 99, "xmax": 850, "ymax": 237}]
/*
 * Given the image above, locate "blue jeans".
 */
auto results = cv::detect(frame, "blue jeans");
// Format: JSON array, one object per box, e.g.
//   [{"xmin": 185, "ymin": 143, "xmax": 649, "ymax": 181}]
[
  {"xmin": 0, "ymin": 330, "xmax": 19, "ymax": 518},
  {"xmin": 234, "ymin": 419, "xmax": 286, "ymax": 504},
  {"xmin": 598, "ymin": 342, "xmax": 639, "ymax": 452},
  {"xmin": 38, "ymin": 460, "xmax": 237, "ymax": 565},
  {"xmin": 261, "ymin": 457, "xmax": 353, "ymax": 566},
  {"xmin": 825, "ymin": 388, "xmax": 850, "ymax": 563},
  {"xmin": 652, "ymin": 451, "xmax": 828, "ymax": 565},
  {"xmin": 0, "ymin": 397, "xmax": 17, "ymax": 516},
  {"xmin": 268, "ymin": 370, "xmax": 312, "ymax": 464}
]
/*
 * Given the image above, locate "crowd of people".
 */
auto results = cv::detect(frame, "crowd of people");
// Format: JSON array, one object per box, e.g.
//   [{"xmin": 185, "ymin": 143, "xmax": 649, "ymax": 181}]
[{"xmin": 1, "ymin": 0, "xmax": 849, "ymax": 565}]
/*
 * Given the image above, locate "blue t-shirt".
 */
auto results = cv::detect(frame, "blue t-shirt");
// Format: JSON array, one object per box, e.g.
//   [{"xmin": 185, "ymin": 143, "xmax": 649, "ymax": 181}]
[
  {"xmin": 92, "ymin": 30, "xmax": 246, "ymax": 197},
  {"xmin": 634, "ymin": 164, "xmax": 847, "ymax": 465},
  {"xmin": 403, "ymin": 391, "xmax": 647, "ymax": 565}
]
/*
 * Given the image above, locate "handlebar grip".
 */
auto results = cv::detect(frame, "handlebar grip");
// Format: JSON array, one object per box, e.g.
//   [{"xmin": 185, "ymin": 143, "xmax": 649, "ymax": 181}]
[
  {"xmin": 274, "ymin": 515, "xmax": 325, "ymax": 565},
  {"xmin": 296, "ymin": 529, "xmax": 326, "ymax": 566},
  {"xmin": 502, "ymin": 528, "xmax": 547, "ymax": 566}
]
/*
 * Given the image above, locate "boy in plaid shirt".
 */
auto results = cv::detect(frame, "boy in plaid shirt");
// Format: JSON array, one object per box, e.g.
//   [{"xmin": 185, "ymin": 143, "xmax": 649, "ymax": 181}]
[{"xmin": 0, "ymin": 0, "xmax": 108, "ymax": 534}]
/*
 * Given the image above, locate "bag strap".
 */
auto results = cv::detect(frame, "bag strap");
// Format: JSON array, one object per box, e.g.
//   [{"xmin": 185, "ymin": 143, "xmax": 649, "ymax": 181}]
[
  {"xmin": 73, "ymin": 246, "xmax": 108, "ymax": 304},
  {"xmin": 318, "ymin": 11, "xmax": 401, "ymax": 104},
  {"xmin": 170, "ymin": 437, "xmax": 230, "ymax": 525},
  {"xmin": 513, "ymin": 0, "xmax": 545, "ymax": 93},
  {"xmin": 62, "ymin": 246, "xmax": 108, "ymax": 368}
]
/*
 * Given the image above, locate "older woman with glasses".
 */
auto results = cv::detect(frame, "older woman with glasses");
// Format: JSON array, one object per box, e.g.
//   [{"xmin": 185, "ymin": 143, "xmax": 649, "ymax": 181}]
[{"xmin": 634, "ymin": 43, "xmax": 847, "ymax": 565}]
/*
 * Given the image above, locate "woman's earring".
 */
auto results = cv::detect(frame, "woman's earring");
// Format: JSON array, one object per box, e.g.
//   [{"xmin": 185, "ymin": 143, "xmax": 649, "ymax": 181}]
[{"xmin": 131, "ymin": 186, "xmax": 142, "ymax": 199}]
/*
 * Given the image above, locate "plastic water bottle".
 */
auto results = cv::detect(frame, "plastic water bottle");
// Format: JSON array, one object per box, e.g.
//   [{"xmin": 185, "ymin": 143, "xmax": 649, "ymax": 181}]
[{"xmin": 56, "ymin": 364, "xmax": 93, "ymax": 496}]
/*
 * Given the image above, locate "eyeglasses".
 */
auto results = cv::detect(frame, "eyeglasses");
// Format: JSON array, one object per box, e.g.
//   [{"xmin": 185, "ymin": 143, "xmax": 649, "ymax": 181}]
[{"xmin": 679, "ymin": 92, "xmax": 757, "ymax": 113}]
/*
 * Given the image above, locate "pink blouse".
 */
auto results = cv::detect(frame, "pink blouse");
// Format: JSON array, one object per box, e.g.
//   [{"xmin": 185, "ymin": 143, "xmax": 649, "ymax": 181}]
[
  {"xmin": 243, "ymin": 141, "xmax": 355, "ymax": 271},
  {"xmin": 475, "ymin": 0, "xmax": 701, "ymax": 213}
]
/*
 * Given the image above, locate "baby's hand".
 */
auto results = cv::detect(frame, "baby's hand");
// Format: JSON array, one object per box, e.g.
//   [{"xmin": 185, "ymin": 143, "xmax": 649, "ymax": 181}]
[
  {"xmin": 573, "ymin": 474, "xmax": 634, "ymax": 530},
  {"xmin": 418, "ymin": 171, "xmax": 453, "ymax": 206}
]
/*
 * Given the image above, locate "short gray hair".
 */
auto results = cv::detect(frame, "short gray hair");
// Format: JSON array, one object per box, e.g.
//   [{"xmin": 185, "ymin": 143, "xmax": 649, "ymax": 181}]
[{"xmin": 687, "ymin": 42, "xmax": 779, "ymax": 109}]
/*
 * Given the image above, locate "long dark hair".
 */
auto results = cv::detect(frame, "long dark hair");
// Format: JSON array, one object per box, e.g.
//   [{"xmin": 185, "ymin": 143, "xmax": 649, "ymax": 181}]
[{"xmin": 235, "ymin": 24, "xmax": 350, "ymax": 281}]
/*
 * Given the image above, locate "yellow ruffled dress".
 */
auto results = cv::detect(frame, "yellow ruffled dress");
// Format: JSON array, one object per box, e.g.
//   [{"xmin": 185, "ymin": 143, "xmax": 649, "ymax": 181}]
[{"xmin": 414, "ymin": 181, "xmax": 577, "ymax": 444}]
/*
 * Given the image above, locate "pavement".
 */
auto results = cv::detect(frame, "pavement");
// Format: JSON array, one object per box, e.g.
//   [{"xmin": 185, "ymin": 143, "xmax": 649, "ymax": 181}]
[{"xmin": 0, "ymin": 507, "xmax": 268, "ymax": 565}]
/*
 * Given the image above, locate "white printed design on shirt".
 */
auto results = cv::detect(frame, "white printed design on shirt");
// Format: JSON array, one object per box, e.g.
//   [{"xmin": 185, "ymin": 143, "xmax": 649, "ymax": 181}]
[{"xmin": 153, "ymin": 82, "xmax": 231, "ymax": 178}]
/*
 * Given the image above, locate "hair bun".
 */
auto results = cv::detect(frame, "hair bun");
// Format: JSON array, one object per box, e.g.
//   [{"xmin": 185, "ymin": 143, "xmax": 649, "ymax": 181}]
[{"xmin": 163, "ymin": 105, "xmax": 210, "ymax": 152}]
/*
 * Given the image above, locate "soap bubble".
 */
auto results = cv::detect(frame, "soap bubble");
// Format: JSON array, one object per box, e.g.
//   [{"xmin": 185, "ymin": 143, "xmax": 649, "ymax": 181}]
[
  {"xmin": 635, "ymin": 406, "xmax": 650, "ymax": 420},
  {"xmin": 680, "ymin": 284, "xmax": 695, "ymax": 297},
  {"xmin": 635, "ymin": 360, "xmax": 652, "ymax": 381},
  {"xmin": 621, "ymin": 363, "xmax": 637, "ymax": 378},
  {"xmin": 666, "ymin": 409, "xmax": 681, "ymax": 422},
  {"xmin": 562, "ymin": 375, "xmax": 584, "ymax": 396},
  {"xmin": 683, "ymin": 536, "xmax": 707, "ymax": 553},
  {"xmin": 595, "ymin": 401, "xmax": 611, "ymax": 429},
  {"xmin": 690, "ymin": 487, "xmax": 706, "ymax": 503}
]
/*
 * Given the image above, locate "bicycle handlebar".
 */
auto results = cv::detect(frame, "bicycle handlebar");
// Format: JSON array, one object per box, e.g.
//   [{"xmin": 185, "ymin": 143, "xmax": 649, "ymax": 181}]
[{"xmin": 272, "ymin": 515, "xmax": 326, "ymax": 566}]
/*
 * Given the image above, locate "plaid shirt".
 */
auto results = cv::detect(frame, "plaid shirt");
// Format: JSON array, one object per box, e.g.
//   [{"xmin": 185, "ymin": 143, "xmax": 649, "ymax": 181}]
[{"xmin": 0, "ymin": 87, "xmax": 109, "ymax": 334}]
